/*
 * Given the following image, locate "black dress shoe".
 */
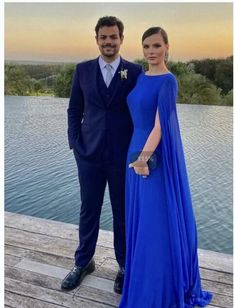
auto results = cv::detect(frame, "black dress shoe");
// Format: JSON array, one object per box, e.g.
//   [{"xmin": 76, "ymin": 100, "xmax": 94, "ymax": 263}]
[
  {"xmin": 61, "ymin": 259, "xmax": 95, "ymax": 291},
  {"xmin": 114, "ymin": 267, "xmax": 125, "ymax": 294}
]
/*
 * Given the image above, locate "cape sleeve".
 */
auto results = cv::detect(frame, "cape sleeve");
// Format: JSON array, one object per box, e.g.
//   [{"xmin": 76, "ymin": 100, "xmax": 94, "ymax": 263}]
[{"xmin": 157, "ymin": 76, "xmax": 213, "ymax": 307}]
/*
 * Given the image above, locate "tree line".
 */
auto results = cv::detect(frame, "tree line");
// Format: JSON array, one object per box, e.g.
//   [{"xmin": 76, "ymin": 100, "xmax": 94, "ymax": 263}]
[{"xmin": 5, "ymin": 56, "xmax": 233, "ymax": 106}]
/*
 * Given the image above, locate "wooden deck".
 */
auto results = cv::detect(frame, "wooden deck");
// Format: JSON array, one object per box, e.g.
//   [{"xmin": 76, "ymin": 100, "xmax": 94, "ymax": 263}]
[{"xmin": 5, "ymin": 211, "xmax": 233, "ymax": 308}]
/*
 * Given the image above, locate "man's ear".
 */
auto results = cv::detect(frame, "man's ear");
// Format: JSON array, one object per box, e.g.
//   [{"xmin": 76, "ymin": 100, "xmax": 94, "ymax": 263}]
[
  {"xmin": 120, "ymin": 35, "xmax": 124, "ymax": 44},
  {"xmin": 95, "ymin": 36, "xmax": 98, "ymax": 44}
]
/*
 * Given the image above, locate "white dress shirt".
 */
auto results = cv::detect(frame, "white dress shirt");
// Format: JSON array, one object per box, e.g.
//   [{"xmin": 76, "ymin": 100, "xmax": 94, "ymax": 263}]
[{"xmin": 98, "ymin": 56, "xmax": 121, "ymax": 84}]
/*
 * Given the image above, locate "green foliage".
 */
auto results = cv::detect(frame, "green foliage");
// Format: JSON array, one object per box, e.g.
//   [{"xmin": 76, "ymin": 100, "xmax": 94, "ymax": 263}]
[
  {"xmin": 188, "ymin": 56, "xmax": 233, "ymax": 94},
  {"xmin": 167, "ymin": 61, "xmax": 194, "ymax": 76},
  {"xmin": 189, "ymin": 58, "xmax": 216, "ymax": 80},
  {"xmin": 5, "ymin": 65, "xmax": 32, "ymax": 96},
  {"xmin": 54, "ymin": 64, "xmax": 76, "ymax": 98},
  {"xmin": 214, "ymin": 58, "xmax": 233, "ymax": 94},
  {"xmin": 134, "ymin": 59, "xmax": 195, "ymax": 76},
  {"xmin": 29, "ymin": 78, "xmax": 54, "ymax": 96},
  {"xmin": 5, "ymin": 63, "xmax": 61, "ymax": 96},
  {"xmin": 177, "ymin": 73, "xmax": 222, "ymax": 105},
  {"xmin": 134, "ymin": 58, "xmax": 148, "ymax": 72},
  {"xmin": 4, "ymin": 57, "xmax": 233, "ymax": 106},
  {"xmin": 31, "ymin": 79, "xmax": 42, "ymax": 93},
  {"xmin": 21, "ymin": 64, "xmax": 63, "ymax": 79},
  {"xmin": 222, "ymin": 90, "xmax": 233, "ymax": 106}
]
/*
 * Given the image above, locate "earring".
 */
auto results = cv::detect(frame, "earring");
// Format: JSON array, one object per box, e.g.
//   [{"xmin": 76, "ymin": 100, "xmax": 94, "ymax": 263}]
[{"xmin": 165, "ymin": 51, "xmax": 169, "ymax": 62}]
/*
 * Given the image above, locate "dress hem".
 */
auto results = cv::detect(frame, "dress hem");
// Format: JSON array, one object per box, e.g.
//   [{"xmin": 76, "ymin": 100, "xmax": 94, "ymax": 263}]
[{"xmin": 185, "ymin": 290, "xmax": 213, "ymax": 307}]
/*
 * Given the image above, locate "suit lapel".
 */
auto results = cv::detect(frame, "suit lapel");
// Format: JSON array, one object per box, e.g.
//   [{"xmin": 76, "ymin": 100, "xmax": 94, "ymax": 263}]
[
  {"xmin": 90, "ymin": 58, "xmax": 107, "ymax": 108},
  {"xmin": 107, "ymin": 57, "xmax": 127, "ymax": 106}
]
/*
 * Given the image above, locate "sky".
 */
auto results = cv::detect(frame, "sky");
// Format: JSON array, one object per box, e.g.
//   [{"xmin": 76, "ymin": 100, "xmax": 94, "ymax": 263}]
[{"xmin": 4, "ymin": 2, "xmax": 233, "ymax": 63}]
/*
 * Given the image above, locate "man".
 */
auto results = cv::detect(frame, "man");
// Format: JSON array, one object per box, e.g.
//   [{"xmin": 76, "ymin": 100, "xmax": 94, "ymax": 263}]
[{"xmin": 61, "ymin": 16, "xmax": 142, "ymax": 294}]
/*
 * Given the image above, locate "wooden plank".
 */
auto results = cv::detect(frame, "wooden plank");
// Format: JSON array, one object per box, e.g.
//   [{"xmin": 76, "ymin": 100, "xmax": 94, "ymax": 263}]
[
  {"xmin": 5, "ymin": 246, "xmax": 118, "ymax": 281},
  {"xmin": 198, "ymin": 249, "xmax": 233, "ymax": 274},
  {"xmin": 5, "ymin": 211, "xmax": 232, "ymax": 273},
  {"xmin": 5, "ymin": 291, "xmax": 68, "ymax": 308},
  {"xmin": 5, "ymin": 226, "xmax": 78, "ymax": 257},
  {"xmin": 201, "ymin": 279, "xmax": 232, "ymax": 296},
  {"xmin": 5, "ymin": 267, "xmax": 119, "ymax": 307},
  {"xmin": 5, "ymin": 264, "xmax": 230, "ymax": 308},
  {"xmin": 17, "ymin": 257, "xmax": 234, "ymax": 297},
  {"xmin": 5, "ymin": 226, "xmax": 115, "ymax": 262},
  {"xmin": 6, "ymin": 245, "xmax": 232, "ymax": 291},
  {"xmin": 5, "ymin": 244, "xmax": 74, "ymax": 269},
  {"xmin": 99, "ymin": 256, "xmax": 233, "ymax": 286},
  {"xmin": 15, "ymin": 259, "xmax": 69, "ymax": 280},
  {"xmin": 5, "ymin": 212, "xmax": 114, "ymax": 248},
  {"xmin": 5, "ymin": 277, "xmax": 115, "ymax": 308},
  {"xmin": 200, "ymin": 267, "xmax": 233, "ymax": 285},
  {"xmin": 95, "ymin": 257, "xmax": 119, "ymax": 280},
  {"xmin": 209, "ymin": 293, "xmax": 233, "ymax": 308},
  {"xmin": 4, "ymin": 254, "xmax": 21, "ymax": 267},
  {"xmin": 4, "ymin": 211, "xmax": 233, "ymax": 308},
  {"xmin": 14, "ymin": 258, "xmax": 232, "ymax": 298},
  {"xmin": 15, "ymin": 258, "xmax": 115, "ymax": 293},
  {"xmin": 76, "ymin": 285, "xmax": 120, "ymax": 307},
  {"xmin": 8, "ymin": 252, "xmax": 232, "ymax": 296},
  {"xmin": 5, "ymin": 265, "xmax": 66, "ymax": 292}
]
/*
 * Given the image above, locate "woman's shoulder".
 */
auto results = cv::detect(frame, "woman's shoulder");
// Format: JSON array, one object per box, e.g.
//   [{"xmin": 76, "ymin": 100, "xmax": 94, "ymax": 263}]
[
  {"xmin": 161, "ymin": 72, "xmax": 178, "ymax": 88},
  {"xmin": 138, "ymin": 71, "xmax": 178, "ymax": 89},
  {"xmin": 164, "ymin": 72, "xmax": 177, "ymax": 82}
]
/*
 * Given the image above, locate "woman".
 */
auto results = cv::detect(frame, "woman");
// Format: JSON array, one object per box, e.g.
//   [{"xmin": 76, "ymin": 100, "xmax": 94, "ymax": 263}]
[{"xmin": 118, "ymin": 27, "xmax": 213, "ymax": 308}]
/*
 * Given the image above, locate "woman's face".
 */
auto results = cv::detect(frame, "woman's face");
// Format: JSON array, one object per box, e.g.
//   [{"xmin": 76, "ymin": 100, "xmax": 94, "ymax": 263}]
[{"xmin": 142, "ymin": 33, "xmax": 169, "ymax": 66}]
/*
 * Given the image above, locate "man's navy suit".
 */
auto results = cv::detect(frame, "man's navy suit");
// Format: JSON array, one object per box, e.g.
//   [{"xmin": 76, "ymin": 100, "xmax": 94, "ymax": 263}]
[{"xmin": 67, "ymin": 57, "xmax": 142, "ymax": 268}]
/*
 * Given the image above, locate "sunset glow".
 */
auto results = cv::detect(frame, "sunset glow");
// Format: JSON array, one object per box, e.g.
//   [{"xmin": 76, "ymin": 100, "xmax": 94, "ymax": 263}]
[{"xmin": 5, "ymin": 2, "xmax": 233, "ymax": 63}]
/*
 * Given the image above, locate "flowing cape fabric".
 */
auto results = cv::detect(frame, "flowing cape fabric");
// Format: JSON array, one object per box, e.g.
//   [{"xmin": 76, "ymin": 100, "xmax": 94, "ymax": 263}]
[{"xmin": 157, "ymin": 76, "xmax": 213, "ymax": 307}]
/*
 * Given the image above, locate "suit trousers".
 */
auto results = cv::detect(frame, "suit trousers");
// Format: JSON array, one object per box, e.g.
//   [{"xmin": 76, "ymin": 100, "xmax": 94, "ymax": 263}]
[{"xmin": 73, "ymin": 148, "xmax": 126, "ymax": 269}]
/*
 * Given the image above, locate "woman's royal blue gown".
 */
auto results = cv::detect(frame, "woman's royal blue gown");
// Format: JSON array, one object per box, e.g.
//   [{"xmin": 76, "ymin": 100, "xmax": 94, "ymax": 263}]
[{"xmin": 118, "ymin": 73, "xmax": 213, "ymax": 308}]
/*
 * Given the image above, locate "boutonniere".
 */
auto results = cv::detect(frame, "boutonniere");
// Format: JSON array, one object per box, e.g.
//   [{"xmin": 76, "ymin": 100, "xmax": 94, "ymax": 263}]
[{"xmin": 118, "ymin": 69, "xmax": 128, "ymax": 80}]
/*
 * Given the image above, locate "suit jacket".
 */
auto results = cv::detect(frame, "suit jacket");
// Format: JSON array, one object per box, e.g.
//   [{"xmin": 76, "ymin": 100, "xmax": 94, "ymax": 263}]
[{"xmin": 67, "ymin": 57, "xmax": 142, "ymax": 163}]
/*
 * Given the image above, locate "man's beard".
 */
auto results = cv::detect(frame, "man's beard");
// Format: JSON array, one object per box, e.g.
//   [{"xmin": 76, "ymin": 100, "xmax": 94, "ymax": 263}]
[
  {"xmin": 102, "ymin": 44, "xmax": 116, "ymax": 49},
  {"xmin": 101, "ymin": 44, "xmax": 117, "ymax": 57},
  {"xmin": 104, "ymin": 52, "xmax": 116, "ymax": 58}
]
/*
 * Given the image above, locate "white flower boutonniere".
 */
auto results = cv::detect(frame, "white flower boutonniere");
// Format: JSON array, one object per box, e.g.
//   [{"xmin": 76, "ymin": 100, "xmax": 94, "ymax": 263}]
[{"xmin": 119, "ymin": 69, "xmax": 128, "ymax": 80}]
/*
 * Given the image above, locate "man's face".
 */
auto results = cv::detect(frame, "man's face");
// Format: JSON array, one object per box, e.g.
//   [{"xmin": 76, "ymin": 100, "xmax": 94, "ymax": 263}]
[{"xmin": 96, "ymin": 26, "xmax": 123, "ymax": 59}]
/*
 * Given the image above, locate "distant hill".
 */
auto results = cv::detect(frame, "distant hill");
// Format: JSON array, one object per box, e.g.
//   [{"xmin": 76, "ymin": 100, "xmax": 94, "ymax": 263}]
[{"xmin": 5, "ymin": 59, "xmax": 77, "ymax": 65}]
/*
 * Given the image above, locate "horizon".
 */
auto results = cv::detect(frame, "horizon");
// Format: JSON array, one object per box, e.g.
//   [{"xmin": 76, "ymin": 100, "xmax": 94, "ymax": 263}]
[
  {"xmin": 5, "ymin": 3, "xmax": 233, "ymax": 62},
  {"xmin": 4, "ymin": 54, "xmax": 233, "ymax": 66}
]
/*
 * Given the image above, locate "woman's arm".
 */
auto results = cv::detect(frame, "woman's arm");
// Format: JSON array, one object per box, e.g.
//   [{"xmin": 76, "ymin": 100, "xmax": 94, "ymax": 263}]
[
  {"xmin": 129, "ymin": 109, "xmax": 161, "ymax": 176},
  {"xmin": 138, "ymin": 109, "xmax": 161, "ymax": 163}
]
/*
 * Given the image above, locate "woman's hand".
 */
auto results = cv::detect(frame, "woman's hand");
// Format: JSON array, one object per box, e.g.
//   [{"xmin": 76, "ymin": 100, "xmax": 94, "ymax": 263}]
[{"xmin": 129, "ymin": 160, "xmax": 149, "ymax": 177}]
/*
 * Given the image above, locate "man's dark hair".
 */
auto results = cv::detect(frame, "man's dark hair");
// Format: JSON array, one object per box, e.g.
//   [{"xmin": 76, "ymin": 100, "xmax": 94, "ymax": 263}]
[{"xmin": 95, "ymin": 16, "xmax": 124, "ymax": 38}]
